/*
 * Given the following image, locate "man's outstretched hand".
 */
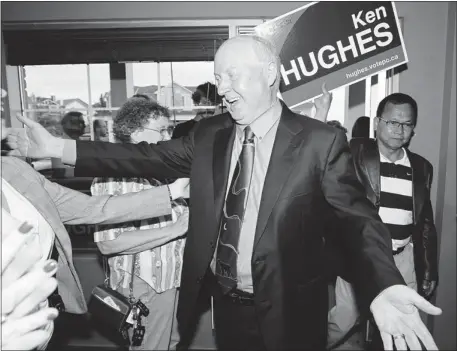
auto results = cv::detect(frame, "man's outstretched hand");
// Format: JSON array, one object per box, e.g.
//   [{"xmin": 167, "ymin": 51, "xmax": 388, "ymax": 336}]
[
  {"xmin": 371, "ymin": 284, "xmax": 442, "ymax": 350},
  {"xmin": 7, "ymin": 113, "xmax": 64, "ymax": 159}
]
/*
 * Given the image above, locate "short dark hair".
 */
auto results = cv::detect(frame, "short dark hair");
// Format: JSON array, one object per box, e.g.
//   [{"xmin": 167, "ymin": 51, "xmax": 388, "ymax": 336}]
[
  {"xmin": 352, "ymin": 116, "xmax": 370, "ymax": 138},
  {"xmin": 376, "ymin": 93, "xmax": 418, "ymax": 125},
  {"xmin": 61, "ymin": 111, "xmax": 85, "ymax": 138},
  {"xmin": 192, "ymin": 82, "xmax": 221, "ymax": 105},
  {"xmin": 61, "ymin": 111, "xmax": 84, "ymax": 126},
  {"xmin": 326, "ymin": 120, "xmax": 348, "ymax": 133},
  {"xmin": 113, "ymin": 97, "xmax": 170, "ymax": 143},
  {"xmin": 132, "ymin": 94, "xmax": 151, "ymax": 100}
]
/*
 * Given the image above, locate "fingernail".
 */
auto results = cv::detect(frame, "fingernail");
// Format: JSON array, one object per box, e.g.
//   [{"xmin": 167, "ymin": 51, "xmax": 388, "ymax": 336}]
[
  {"xmin": 19, "ymin": 222, "xmax": 33, "ymax": 234},
  {"xmin": 43, "ymin": 260, "xmax": 57, "ymax": 273},
  {"xmin": 47, "ymin": 311, "xmax": 59, "ymax": 320}
]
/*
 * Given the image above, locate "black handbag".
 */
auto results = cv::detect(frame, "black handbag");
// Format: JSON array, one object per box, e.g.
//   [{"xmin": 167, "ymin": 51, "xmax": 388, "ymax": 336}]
[{"xmin": 88, "ymin": 254, "xmax": 137, "ymax": 342}]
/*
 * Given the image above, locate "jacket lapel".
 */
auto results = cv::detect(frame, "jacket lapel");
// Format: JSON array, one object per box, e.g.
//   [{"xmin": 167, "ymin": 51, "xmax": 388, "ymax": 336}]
[
  {"xmin": 362, "ymin": 141, "xmax": 381, "ymax": 205},
  {"xmin": 212, "ymin": 121, "xmax": 236, "ymax": 228},
  {"xmin": 253, "ymin": 105, "xmax": 303, "ymax": 250},
  {"xmin": 406, "ymin": 149, "xmax": 425, "ymax": 223}
]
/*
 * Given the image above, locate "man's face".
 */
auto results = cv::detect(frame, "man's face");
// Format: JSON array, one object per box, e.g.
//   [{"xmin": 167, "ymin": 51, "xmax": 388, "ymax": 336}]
[
  {"xmin": 132, "ymin": 116, "xmax": 171, "ymax": 144},
  {"xmin": 375, "ymin": 102, "xmax": 415, "ymax": 150},
  {"xmin": 195, "ymin": 95, "xmax": 214, "ymax": 119},
  {"xmin": 214, "ymin": 40, "xmax": 273, "ymax": 125}
]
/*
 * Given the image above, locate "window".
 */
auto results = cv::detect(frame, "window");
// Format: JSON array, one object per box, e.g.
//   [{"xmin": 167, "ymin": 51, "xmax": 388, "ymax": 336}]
[
  {"xmin": 22, "ymin": 63, "xmax": 113, "ymax": 141},
  {"xmin": 131, "ymin": 61, "xmax": 217, "ymax": 122}
]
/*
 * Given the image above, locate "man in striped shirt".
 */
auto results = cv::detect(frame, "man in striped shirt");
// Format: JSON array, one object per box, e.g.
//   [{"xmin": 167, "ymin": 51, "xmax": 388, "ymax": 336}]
[{"xmin": 327, "ymin": 93, "xmax": 439, "ymax": 349}]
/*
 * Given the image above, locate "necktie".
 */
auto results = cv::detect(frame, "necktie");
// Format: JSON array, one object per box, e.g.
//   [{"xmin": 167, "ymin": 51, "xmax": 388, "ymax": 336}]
[{"xmin": 216, "ymin": 126, "xmax": 255, "ymax": 293}]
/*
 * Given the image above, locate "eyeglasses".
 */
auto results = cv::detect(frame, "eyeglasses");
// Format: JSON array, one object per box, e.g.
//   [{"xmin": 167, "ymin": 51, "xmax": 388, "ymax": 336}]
[
  {"xmin": 143, "ymin": 126, "xmax": 175, "ymax": 137},
  {"xmin": 378, "ymin": 117, "xmax": 415, "ymax": 131}
]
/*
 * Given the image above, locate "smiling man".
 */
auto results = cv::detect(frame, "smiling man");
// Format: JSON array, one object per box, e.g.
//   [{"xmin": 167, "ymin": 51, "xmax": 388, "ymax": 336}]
[{"xmin": 8, "ymin": 36, "xmax": 441, "ymax": 351}]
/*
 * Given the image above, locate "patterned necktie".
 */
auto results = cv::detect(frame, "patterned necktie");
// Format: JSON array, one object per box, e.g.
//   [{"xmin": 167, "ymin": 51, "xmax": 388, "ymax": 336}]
[{"xmin": 216, "ymin": 126, "xmax": 255, "ymax": 293}]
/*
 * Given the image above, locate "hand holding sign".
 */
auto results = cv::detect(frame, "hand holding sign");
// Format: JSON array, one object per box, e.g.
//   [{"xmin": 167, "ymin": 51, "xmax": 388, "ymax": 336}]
[{"xmin": 313, "ymin": 83, "xmax": 333, "ymax": 122}]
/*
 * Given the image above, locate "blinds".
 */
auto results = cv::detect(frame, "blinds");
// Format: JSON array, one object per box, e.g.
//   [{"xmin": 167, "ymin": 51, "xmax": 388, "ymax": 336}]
[
  {"xmin": 3, "ymin": 26, "xmax": 229, "ymax": 66},
  {"xmin": 236, "ymin": 25, "xmax": 258, "ymax": 36}
]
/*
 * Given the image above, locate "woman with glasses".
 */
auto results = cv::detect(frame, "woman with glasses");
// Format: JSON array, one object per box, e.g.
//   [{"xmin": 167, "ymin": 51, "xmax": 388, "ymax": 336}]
[{"xmin": 91, "ymin": 96, "xmax": 190, "ymax": 350}]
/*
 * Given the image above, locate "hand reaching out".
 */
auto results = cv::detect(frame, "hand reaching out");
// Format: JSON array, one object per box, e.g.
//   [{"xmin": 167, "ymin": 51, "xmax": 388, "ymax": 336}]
[
  {"xmin": 370, "ymin": 284, "xmax": 442, "ymax": 350},
  {"xmin": 6, "ymin": 113, "xmax": 64, "ymax": 159},
  {"xmin": 169, "ymin": 178, "xmax": 190, "ymax": 200},
  {"xmin": 313, "ymin": 83, "xmax": 333, "ymax": 122}
]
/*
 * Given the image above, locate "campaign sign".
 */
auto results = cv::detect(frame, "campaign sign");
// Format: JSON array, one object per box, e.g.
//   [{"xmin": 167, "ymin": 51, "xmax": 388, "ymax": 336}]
[{"xmin": 255, "ymin": 1, "xmax": 408, "ymax": 108}]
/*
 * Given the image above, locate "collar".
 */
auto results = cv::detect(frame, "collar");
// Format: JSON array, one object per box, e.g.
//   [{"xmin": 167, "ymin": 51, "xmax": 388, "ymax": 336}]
[
  {"xmin": 379, "ymin": 147, "xmax": 411, "ymax": 166},
  {"xmin": 235, "ymin": 99, "xmax": 282, "ymax": 141}
]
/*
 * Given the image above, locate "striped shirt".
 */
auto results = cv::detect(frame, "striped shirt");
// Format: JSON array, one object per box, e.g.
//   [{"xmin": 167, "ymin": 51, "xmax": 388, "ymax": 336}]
[
  {"xmin": 379, "ymin": 149, "xmax": 413, "ymax": 250},
  {"xmin": 91, "ymin": 178, "xmax": 186, "ymax": 293}
]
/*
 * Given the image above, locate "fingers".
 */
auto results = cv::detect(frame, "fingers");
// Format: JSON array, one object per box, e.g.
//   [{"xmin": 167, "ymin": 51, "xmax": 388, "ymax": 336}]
[
  {"xmin": 380, "ymin": 331, "xmax": 393, "ymax": 351},
  {"xmin": 2, "ymin": 307, "xmax": 58, "ymax": 343},
  {"xmin": 410, "ymin": 291, "xmax": 442, "ymax": 315},
  {"xmin": 1, "ymin": 220, "xmax": 34, "ymax": 273},
  {"xmin": 321, "ymin": 82, "xmax": 328, "ymax": 95},
  {"xmin": 411, "ymin": 314, "xmax": 439, "ymax": 350},
  {"xmin": 15, "ymin": 112, "xmax": 37, "ymax": 128},
  {"xmin": 393, "ymin": 334, "xmax": 408, "ymax": 350},
  {"xmin": 2, "ymin": 329, "xmax": 52, "ymax": 351},
  {"xmin": 3, "ymin": 260, "xmax": 58, "ymax": 317},
  {"xmin": 1, "ymin": 236, "xmax": 43, "ymax": 288},
  {"xmin": 401, "ymin": 319, "xmax": 423, "ymax": 351}
]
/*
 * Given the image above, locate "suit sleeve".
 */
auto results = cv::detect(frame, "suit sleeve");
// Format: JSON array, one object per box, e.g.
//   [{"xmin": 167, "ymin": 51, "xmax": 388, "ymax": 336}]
[
  {"xmin": 422, "ymin": 164, "xmax": 439, "ymax": 283},
  {"xmin": 74, "ymin": 132, "xmax": 195, "ymax": 179},
  {"xmin": 38, "ymin": 172, "xmax": 172, "ymax": 225},
  {"xmin": 321, "ymin": 130, "xmax": 405, "ymax": 305}
]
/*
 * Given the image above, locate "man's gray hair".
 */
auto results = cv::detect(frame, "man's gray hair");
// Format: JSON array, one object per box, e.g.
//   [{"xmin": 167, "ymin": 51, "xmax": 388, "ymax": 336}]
[{"xmin": 221, "ymin": 35, "xmax": 282, "ymax": 92}]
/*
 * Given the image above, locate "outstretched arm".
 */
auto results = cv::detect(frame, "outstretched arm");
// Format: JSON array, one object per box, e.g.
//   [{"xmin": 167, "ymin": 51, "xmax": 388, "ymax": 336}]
[
  {"xmin": 96, "ymin": 208, "xmax": 189, "ymax": 255},
  {"xmin": 8, "ymin": 113, "xmax": 194, "ymax": 179},
  {"xmin": 36, "ymin": 165, "xmax": 188, "ymax": 225}
]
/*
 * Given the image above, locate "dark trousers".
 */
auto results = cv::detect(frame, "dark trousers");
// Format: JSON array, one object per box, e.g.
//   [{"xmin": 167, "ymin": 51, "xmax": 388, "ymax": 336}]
[{"xmin": 206, "ymin": 272, "xmax": 266, "ymax": 351}]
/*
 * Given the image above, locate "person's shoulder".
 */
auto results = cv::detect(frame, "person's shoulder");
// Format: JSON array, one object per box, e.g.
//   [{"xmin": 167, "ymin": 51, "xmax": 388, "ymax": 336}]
[
  {"xmin": 194, "ymin": 112, "xmax": 232, "ymax": 132},
  {"xmin": 1, "ymin": 155, "xmax": 34, "ymax": 172},
  {"xmin": 289, "ymin": 111, "xmax": 337, "ymax": 136},
  {"xmin": 1, "ymin": 156, "xmax": 41, "ymax": 184},
  {"xmin": 349, "ymin": 137, "xmax": 376, "ymax": 149}
]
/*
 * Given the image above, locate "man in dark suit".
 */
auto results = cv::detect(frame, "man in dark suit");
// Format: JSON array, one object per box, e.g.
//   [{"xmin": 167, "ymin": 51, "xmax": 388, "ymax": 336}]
[{"xmin": 9, "ymin": 36, "xmax": 441, "ymax": 351}]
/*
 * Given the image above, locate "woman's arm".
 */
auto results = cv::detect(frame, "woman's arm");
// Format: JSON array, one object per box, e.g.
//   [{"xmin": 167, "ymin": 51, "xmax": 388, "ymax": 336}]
[{"xmin": 96, "ymin": 208, "xmax": 189, "ymax": 255}]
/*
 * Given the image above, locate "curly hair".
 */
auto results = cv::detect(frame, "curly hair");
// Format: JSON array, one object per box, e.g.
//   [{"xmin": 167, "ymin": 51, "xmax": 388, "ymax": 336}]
[{"xmin": 113, "ymin": 97, "xmax": 171, "ymax": 143}]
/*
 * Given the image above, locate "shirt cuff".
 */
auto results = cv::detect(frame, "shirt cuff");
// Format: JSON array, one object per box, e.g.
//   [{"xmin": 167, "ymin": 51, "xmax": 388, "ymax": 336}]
[{"xmin": 61, "ymin": 140, "xmax": 77, "ymax": 166}]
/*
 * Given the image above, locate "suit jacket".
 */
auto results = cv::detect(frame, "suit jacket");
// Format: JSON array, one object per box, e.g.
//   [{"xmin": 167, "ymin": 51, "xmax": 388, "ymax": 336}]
[
  {"xmin": 74, "ymin": 102, "xmax": 405, "ymax": 350},
  {"xmin": 1, "ymin": 156, "xmax": 172, "ymax": 314},
  {"xmin": 172, "ymin": 119, "xmax": 198, "ymax": 139},
  {"xmin": 349, "ymin": 138, "xmax": 439, "ymax": 295}
]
